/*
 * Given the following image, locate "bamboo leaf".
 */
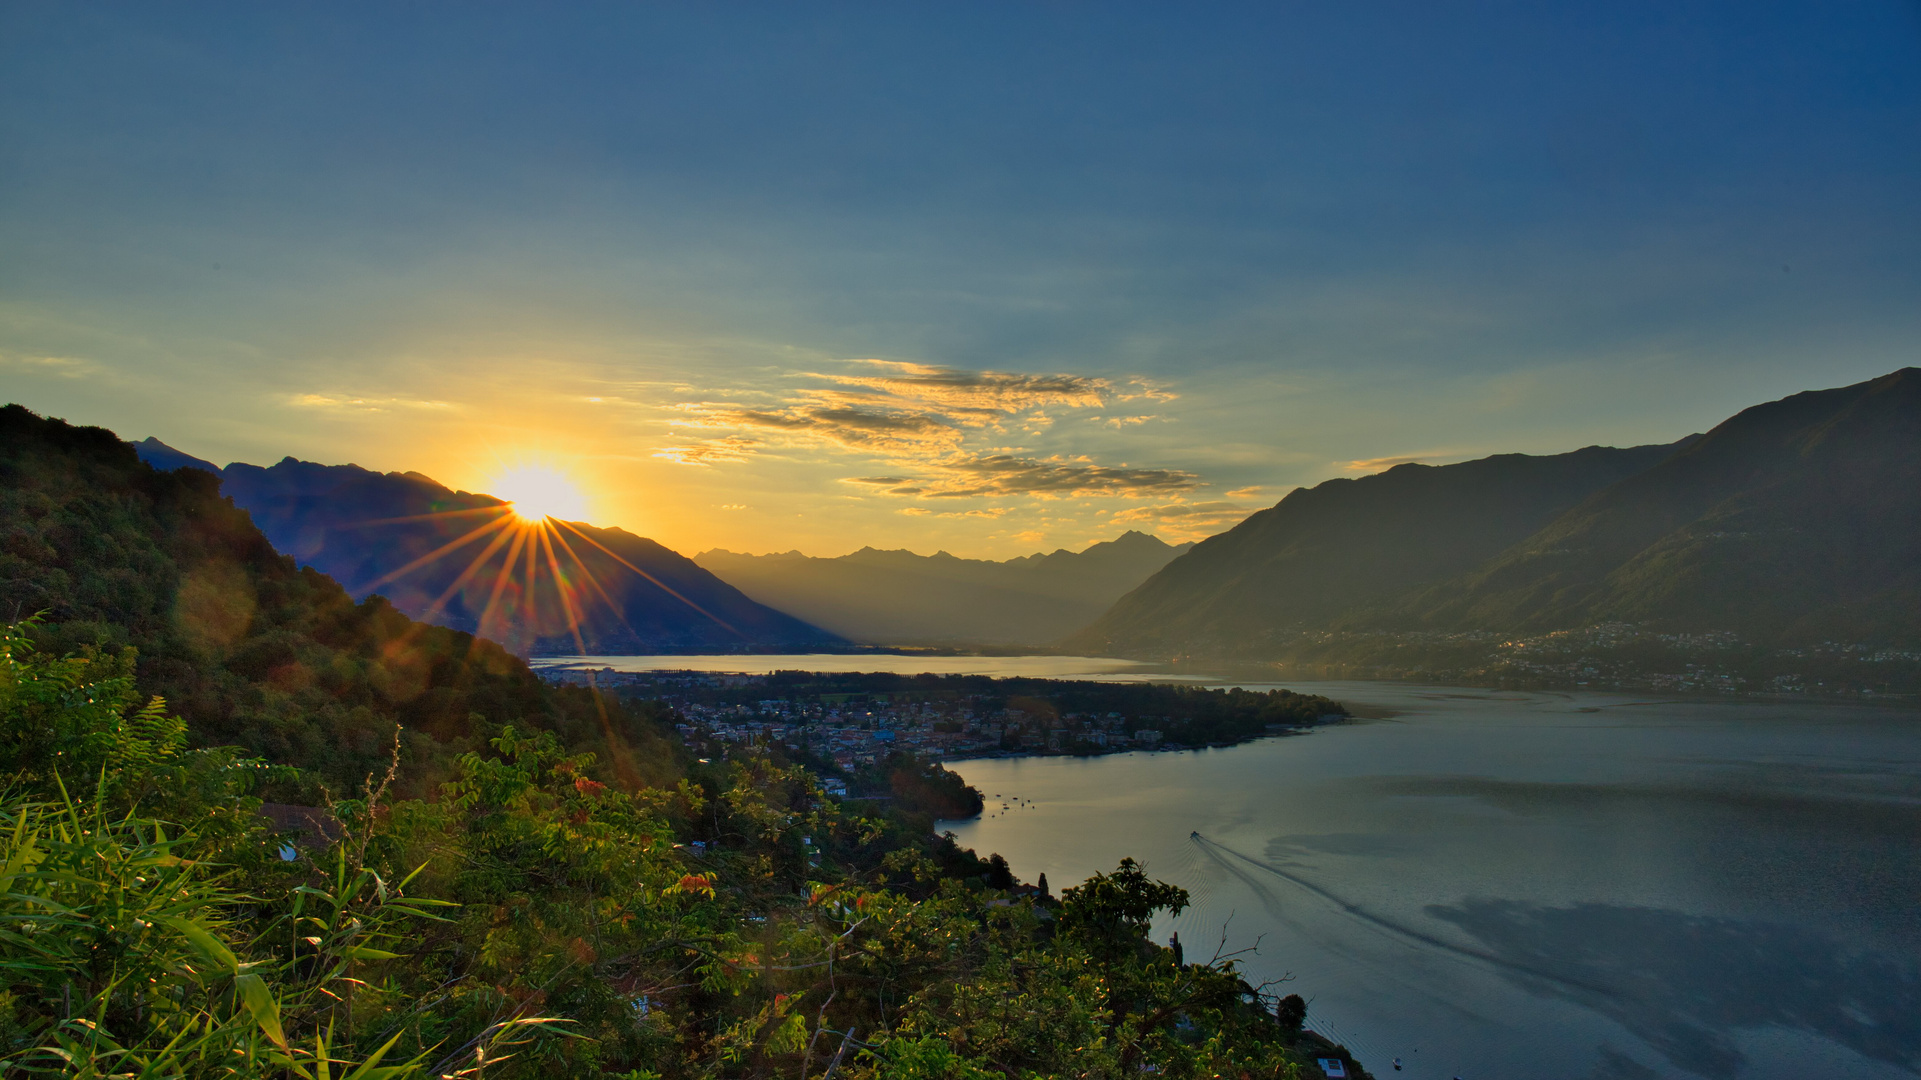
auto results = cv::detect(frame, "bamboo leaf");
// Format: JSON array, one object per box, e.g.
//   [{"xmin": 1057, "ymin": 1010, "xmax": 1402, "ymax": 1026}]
[
  {"xmin": 339, "ymin": 1032, "xmax": 420, "ymax": 1080},
  {"xmin": 236, "ymin": 971, "xmax": 288, "ymax": 1050},
  {"xmin": 161, "ymin": 916, "xmax": 238, "ymax": 975}
]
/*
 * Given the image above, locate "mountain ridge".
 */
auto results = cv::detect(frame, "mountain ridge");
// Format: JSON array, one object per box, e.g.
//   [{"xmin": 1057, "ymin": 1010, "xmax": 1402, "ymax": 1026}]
[
  {"xmin": 136, "ymin": 449, "xmax": 842, "ymax": 654},
  {"xmin": 1064, "ymin": 440, "xmax": 1691, "ymax": 656},
  {"xmin": 1381, "ymin": 366, "xmax": 1921, "ymax": 642},
  {"xmin": 695, "ymin": 531, "xmax": 1191, "ymax": 646},
  {"xmin": 1066, "ymin": 368, "xmax": 1921, "ymax": 660}
]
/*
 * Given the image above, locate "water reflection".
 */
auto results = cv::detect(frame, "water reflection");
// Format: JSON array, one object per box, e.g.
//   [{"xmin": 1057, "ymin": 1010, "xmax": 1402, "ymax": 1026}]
[
  {"xmin": 940, "ymin": 681, "xmax": 1921, "ymax": 1078},
  {"xmin": 1200, "ymin": 835, "xmax": 1624, "ymax": 999},
  {"xmin": 1428, "ymin": 899, "xmax": 1921, "ymax": 1079}
]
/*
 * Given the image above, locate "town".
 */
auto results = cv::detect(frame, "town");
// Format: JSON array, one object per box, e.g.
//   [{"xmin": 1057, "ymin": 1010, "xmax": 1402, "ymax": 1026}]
[
  {"xmin": 540, "ymin": 667, "xmax": 1350, "ymax": 784},
  {"xmin": 1250, "ymin": 624, "xmax": 1921, "ymax": 701}
]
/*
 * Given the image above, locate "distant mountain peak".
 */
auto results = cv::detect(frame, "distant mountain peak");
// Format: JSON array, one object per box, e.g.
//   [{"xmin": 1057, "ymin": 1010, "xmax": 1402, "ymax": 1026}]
[
  {"xmin": 134, "ymin": 437, "xmax": 220, "ymax": 475},
  {"xmin": 215, "ymin": 454, "xmax": 840, "ymax": 653},
  {"xmin": 693, "ymin": 529, "xmax": 1195, "ymax": 646}
]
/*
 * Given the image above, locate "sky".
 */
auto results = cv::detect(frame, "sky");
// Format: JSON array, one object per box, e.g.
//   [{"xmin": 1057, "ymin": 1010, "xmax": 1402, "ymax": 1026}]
[{"xmin": 3, "ymin": 2, "xmax": 1918, "ymax": 559}]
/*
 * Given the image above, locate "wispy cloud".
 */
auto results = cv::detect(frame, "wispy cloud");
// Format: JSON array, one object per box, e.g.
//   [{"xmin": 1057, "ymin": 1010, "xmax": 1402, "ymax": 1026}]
[
  {"xmin": 693, "ymin": 404, "xmax": 963, "ymax": 452},
  {"xmin": 1341, "ymin": 452, "xmax": 1465, "ymax": 473},
  {"xmin": 839, "ymin": 455, "xmax": 1200, "ymax": 500},
  {"xmin": 922, "ymin": 455, "xmax": 1200, "ymax": 498},
  {"xmin": 287, "ymin": 393, "xmax": 456, "ymax": 413},
  {"xmin": 1110, "ymin": 499, "xmax": 1259, "ymax": 539},
  {"xmin": 0, "ymin": 351, "xmax": 95, "ymax": 378},
  {"xmin": 892, "ymin": 505, "xmax": 1011, "ymax": 519},
  {"xmin": 816, "ymin": 360, "xmax": 1111, "ymax": 417},
  {"xmin": 652, "ymin": 435, "xmax": 759, "ymax": 465}
]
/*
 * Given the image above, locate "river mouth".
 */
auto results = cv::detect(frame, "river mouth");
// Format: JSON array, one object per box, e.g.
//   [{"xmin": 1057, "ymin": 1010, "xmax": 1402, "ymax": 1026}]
[{"xmin": 940, "ymin": 681, "xmax": 1921, "ymax": 1080}]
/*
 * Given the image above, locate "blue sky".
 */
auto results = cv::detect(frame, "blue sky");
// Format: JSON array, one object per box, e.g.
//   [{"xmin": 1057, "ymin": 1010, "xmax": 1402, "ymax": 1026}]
[{"xmin": 3, "ymin": 2, "xmax": 1917, "ymax": 556}]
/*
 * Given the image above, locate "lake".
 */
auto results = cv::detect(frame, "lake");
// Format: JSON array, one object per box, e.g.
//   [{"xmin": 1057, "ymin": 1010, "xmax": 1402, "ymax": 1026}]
[
  {"xmin": 945, "ymin": 683, "xmax": 1921, "ymax": 1080},
  {"xmin": 530, "ymin": 652, "xmax": 1163, "ymax": 679},
  {"xmin": 536, "ymin": 656, "xmax": 1921, "ymax": 1079}
]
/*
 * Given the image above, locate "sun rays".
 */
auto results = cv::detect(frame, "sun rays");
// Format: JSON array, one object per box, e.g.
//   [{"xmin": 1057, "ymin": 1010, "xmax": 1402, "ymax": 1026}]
[{"xmin": 351, "ymin": 490, "xmax": 735, "ymax": 656}]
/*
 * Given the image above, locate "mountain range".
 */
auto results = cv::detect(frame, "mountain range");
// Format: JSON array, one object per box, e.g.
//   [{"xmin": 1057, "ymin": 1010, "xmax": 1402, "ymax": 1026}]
[
  {"xmin": 1070, "ymin": 367, "xmax": 1921, "ymax": 658},
  {"xmin": 694, "ymin": 532, "xmax": 1192, "ymax": 646},
  {"xmin": 134, "ymin": 446, "xmax": 841, "ymax": 654}
]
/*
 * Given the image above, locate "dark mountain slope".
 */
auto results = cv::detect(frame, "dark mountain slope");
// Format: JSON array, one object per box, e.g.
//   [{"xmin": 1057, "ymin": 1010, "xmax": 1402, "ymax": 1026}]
[
  {"xmin": 134, "ymin": 436, "xmax": 219, "ymax": 474},
  {"xmin": 695, "ymin": 530, "xmax": 1190, "ymax": 645},
  {"xmin": 1393, "ymin": 367, "xmax": 1921, "ymax": 642},
  {"xmin": 212, "ymin": 457, "xmax": 841, "ymax": 654},
  {"xmin": 1063, "ymin": 441, "xmax": 1687, "ymax": 657},
  {"xmin": 2, "ymin": 405, "xmax": 677, "ymax": 794}
]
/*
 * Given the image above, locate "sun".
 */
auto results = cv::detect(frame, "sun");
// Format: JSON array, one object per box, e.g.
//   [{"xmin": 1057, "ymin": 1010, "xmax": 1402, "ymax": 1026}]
[{"xmin": 488, "ymin": 465, "xmax": 589, "ymax": 523}]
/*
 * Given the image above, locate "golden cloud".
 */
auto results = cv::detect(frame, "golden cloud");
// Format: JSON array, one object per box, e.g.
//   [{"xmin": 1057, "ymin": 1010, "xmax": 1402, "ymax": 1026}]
[
  {"xmin": 286, "ymin": 393, "xmax": 456, "ymax": 413},
  {"xmin": 670, "ymin": 361, "xmax": 1206, "ymax": 507},
  {"xmin": 1109, "ymin": 499, "xmax": 1260, "ymax": 539},
  {"xmin": 1342, "ymin": 454, "xmax": 1451, "ymax": 473},
  {"xmin": 920, "ymin": 455, "xmax": 1200, "ymax": 499},
  {"xmin": 653, "ymin": 436, "xmax": 759, "ymax": 466},
  {"xmin": 819, "ymin": 360, "xmax": 1111, "ymax": 415},
  {"xmin": 683, "ymin": 404, "xmax": 963, "ymax": 453}
]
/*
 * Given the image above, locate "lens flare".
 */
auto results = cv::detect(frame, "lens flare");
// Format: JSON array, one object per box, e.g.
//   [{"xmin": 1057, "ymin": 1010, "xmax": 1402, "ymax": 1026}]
[{"xmin": 489, "ymin": 465, "xmax": 589, "ymax": 523}]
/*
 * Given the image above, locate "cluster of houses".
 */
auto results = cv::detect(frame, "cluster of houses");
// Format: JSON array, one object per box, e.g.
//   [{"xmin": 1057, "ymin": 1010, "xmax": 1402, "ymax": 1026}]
[{"xmin": 667, "ymin": 696, "xmax": 1168, "ymax": 770}]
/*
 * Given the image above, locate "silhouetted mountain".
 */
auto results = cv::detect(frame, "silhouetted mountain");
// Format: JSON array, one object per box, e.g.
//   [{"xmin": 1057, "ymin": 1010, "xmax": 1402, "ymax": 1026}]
[
  {"xmin": 134, "ymin": 436, "xmax": 221, "ymax": 474},
  {"xmin": 1387, "ymin": 367, "xmax": 1921, "ymax": 642},
  {"xmin": 1065, "ymin": 443, "xmax": 1688, "ymax": 657},
  {"xmin": 203, "ymin": 456, "xmax": 842, "ymax": 654},
  {"xmin": 3, "ymin": 405, "xmax": 679, "ymax": 795},
  {"xmin": 696, "ymin": 531, "xmax": 1192, "ymax": 645},
  {"xmin": 1069, "ymin": 369, "xmax": 1921, "ymax": 658}
]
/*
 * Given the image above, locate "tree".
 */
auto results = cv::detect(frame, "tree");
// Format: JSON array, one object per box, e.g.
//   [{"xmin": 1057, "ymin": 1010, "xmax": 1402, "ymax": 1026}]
[
  {"xmin": 986, "ymin": 852, "xmax": 1015, "ymax": 889},
  {"xmin": 1058, "ymin": 857, "xmax": 1188, "ymax": 962}
]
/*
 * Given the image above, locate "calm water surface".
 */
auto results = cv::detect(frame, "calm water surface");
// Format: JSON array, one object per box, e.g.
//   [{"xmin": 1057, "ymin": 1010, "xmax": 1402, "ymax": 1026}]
[
  {"xmin": 540, "ymin": 657, "xmax": 1920, "ymax": 1079},
  {"xmin": 532, "ymin": 652, "xmax": 1160, "ymax": 679},
  {"xmin": 946, "ymin": 683, "xmax": 1921, "ymax": 1080}
]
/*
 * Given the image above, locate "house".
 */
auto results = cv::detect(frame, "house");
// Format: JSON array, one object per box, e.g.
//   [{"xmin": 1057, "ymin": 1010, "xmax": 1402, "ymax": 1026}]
[{"xmin": 1316, "ymin": 1059, "xmax": 1348, "ymax": 1079}]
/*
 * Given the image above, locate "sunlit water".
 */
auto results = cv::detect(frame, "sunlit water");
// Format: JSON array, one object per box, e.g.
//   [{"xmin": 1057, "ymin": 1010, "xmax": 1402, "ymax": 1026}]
[
  {"xmin": 537, "ymin": 657, "xmax": 1921, "ymax": 1080},
  {"xmin": 531, "ymin": 652, "xmax": 1161, "ymax": 679}
]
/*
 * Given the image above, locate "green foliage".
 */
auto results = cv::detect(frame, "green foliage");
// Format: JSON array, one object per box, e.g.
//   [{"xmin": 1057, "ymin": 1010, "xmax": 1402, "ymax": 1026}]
[
  {"xmin": 0, "ymin": 617, "xmax": 1354, "ymax": 1077},
  {"xmin": 1058, "ymin": 858, "xmax": 1189, "ymax": 962}
]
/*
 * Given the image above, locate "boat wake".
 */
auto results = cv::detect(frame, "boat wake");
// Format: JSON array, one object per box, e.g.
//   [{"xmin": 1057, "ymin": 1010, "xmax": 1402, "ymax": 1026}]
[{"xmin": 1188, "ymin": 833, "xmax": 1621, "ymax": 1000}]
